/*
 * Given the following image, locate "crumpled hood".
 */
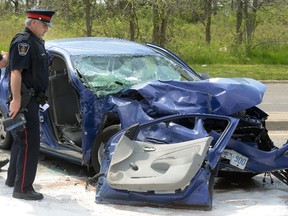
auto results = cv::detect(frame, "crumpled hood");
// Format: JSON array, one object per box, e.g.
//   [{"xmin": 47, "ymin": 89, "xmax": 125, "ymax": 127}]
[
  {"xmin": 126, "ymin": 78, "xmax": 266, "ymax": 116},
  {"xmin": 81, "ymin": 77, "xmax": 266, "ymax": 164}
]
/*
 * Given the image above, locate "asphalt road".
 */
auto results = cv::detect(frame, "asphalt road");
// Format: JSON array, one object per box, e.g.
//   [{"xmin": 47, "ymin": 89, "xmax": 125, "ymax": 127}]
[
  {"xmin": 257, "ymin": 81, "xmax": 288, "ymax": 131},
  {"xmin": 259, "ymin": 81, "xmax": 288, "ymax": 113}
]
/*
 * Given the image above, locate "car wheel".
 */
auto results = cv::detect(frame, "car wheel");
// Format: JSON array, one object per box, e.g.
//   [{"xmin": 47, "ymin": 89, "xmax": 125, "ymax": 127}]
[
  {"xmin": 91, "ymin": 124, "xmax": 121, "ymax": 173},
  {"xmin": 0, "ymin": 107, "xmax": 13, "ymax": 150}
]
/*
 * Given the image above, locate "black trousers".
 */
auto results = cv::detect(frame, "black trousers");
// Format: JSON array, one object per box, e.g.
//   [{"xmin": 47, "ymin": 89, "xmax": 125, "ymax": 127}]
[{"xmin": 6, "ymin": 98, "xmax": 40, "ymax": 193}]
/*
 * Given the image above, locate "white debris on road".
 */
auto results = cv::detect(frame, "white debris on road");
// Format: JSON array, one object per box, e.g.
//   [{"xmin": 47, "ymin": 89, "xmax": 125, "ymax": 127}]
[{"xmin": 1, "ymin": 149, "xmax": 288, "ymax": 216}]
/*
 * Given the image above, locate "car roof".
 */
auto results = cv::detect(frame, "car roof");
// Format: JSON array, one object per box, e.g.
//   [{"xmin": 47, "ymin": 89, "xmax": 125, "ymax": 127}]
[{"xmin": 45, "ymin": 37, "xmax": 157, "ymax": 56}]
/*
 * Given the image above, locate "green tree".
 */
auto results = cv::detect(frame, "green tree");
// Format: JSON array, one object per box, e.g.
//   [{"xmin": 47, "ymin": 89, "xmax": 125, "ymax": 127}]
[
  {"xmin": 243, "ymin": 0, "xmax": 258, "ymax": 55},
  {"xmin": 151, "ymin": 0, "xmax": 174, "ymax": 46},
  {"xmin": 235, "ymin": 0, "xmax": 243, "ymax": 44},
  {"xmin": 204, "ymin": 0, "xmax": 212, "ymax": 44},
  {"xmin": 84, "ymin": 0, "xmax": 92, "ymax": 36}
]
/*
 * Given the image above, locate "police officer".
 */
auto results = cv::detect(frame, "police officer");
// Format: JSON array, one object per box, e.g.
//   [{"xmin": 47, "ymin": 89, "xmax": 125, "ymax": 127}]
[
  {"xmin": 0, "ymin": 51, "xmax": 10, "ymax": 171},
  {"xmin": 5, "ymin": 8, "xmax": 55, "ymax": 200}
]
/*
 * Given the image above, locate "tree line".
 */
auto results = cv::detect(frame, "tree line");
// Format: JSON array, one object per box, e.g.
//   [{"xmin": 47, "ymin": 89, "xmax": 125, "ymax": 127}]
[{"xmin": 1, "ymin": 0, "xmax": 288, "ymax": 62}]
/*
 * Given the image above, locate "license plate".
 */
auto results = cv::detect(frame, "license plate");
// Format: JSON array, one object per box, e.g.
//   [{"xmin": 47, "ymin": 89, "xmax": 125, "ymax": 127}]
[{"xmin": 222, "ymin": 149, "xmax": 249, "ymax": 170}]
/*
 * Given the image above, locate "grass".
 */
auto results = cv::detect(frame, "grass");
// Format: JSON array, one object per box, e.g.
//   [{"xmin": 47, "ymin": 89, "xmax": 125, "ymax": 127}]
[
  {"xmin": 191, "ymin": 64, "xmax": 288, "ymax": 80},
  {"xmin": 0, "ymin": 13, "xmax": 287, "ymax": 81}
]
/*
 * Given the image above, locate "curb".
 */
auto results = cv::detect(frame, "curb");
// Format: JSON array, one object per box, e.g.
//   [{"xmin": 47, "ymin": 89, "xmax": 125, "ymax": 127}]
[{"xmin": 260, "ymin": 80, "xmax": 288, "ymax": 84}]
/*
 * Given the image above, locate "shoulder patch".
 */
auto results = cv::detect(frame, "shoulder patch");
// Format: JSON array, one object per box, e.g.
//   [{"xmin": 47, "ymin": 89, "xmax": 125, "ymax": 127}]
[{"xmin": 18, "ymin": 43, "xmax": 30, "ymax": 56}]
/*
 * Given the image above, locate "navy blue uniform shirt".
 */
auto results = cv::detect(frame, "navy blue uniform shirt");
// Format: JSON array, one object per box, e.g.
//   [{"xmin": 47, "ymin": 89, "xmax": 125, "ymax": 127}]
[{"xmin": 9, "ymin": 27, "xmax": 49, "ymax": 92}]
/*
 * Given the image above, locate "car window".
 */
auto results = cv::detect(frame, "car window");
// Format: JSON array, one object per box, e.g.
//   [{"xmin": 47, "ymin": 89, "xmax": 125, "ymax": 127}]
[{"xmin": 72, "ymin": 54, "xmax": 199, "ymax": 97}]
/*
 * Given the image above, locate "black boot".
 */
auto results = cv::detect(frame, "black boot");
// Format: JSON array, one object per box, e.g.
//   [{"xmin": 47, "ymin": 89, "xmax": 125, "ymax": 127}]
[{"xmin": 13, "ymin": 189, "xmax": 44, "ymax": 201}]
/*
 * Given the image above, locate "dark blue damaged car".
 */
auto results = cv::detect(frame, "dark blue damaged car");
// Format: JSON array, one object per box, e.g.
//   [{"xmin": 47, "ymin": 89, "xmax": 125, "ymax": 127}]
[
  {"xmin": 0, "ymin": 38, "xmax": 288, "ymax": 209},
  {"xmin": 0, "ymin": 37, "xmax": 263, "ymax": 169},
  {"xmin": 0, "ymin": 38, "xmax": 204, "ymax": 170},
  {"xmin": 1, "ymin": 37, "xmax": 282, "ymax": 209}
]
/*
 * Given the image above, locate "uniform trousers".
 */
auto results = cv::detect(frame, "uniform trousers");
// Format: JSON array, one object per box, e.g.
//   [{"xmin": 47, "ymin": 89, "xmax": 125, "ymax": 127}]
[{"xmin": 6, "ymin": 98, "xmax": 40, "ymax": 193}]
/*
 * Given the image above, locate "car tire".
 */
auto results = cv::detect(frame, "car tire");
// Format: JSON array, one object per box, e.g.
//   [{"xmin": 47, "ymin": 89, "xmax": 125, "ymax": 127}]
[
  {"xmin": 91, "ymin": 124, "xmax": 121, "ymax": 174},
  {"xmin": 0, "ymin": 107, "xmax": 13, "ymax": 150}
]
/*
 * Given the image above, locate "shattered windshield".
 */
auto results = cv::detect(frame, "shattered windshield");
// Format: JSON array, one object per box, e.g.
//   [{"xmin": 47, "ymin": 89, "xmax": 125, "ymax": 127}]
[{"xmin": 72, "ymin": 54, "xmax": 199, "ymax": 97}]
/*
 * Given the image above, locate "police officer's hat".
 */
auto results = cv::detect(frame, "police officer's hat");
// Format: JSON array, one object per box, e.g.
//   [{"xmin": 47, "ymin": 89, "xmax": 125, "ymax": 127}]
[{"xmin": 26, "ymin": 9, "xmax": 55, "ymax": 27}]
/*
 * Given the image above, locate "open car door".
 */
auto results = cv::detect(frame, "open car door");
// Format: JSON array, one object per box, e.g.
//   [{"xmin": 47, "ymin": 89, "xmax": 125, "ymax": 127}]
[{"xmin": 96, "ymin": 113, "xmax": 239, "ymax": 210}]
